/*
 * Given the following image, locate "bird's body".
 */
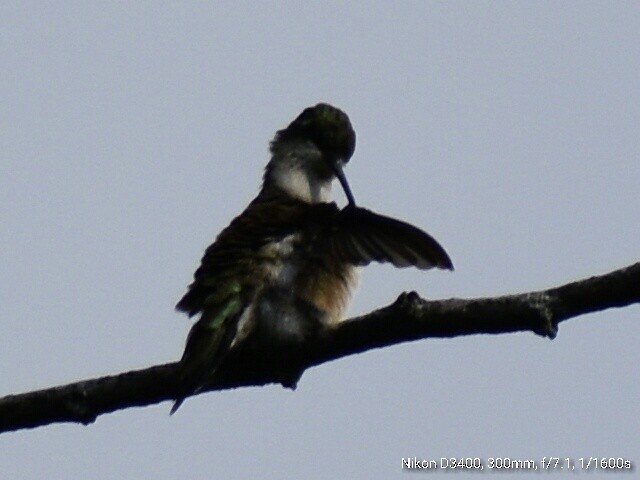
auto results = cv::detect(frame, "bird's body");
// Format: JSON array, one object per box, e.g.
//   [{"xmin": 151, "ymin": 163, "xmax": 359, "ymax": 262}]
[{"xmin": 172, "ymin": 104, "xmax": 452, "ymax": 413}]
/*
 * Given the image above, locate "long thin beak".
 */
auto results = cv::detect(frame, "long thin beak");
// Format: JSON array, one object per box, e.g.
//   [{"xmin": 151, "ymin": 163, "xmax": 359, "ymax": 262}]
[{"xmin": 333, "ymin": 160, "xmax": 356, "ymax": 206}]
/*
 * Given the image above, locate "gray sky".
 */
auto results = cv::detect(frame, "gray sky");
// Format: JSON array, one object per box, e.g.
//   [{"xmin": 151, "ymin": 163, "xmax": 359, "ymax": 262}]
[{"xmin": 2, "ymin": 2, "xmax": 638, "ymax": 478}]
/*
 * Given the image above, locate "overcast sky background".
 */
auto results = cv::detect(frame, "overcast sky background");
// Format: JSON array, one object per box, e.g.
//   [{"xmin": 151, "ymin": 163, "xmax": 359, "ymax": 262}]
[{"xmin": 2, "ymin": 2, "xmax": 638, "ymax": 478}]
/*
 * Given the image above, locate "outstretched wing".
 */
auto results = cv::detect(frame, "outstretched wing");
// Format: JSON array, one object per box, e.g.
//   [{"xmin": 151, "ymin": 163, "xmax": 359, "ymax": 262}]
[{"xmin": 326, "ymin": 205, "xmax": 453, "ymax": 270}]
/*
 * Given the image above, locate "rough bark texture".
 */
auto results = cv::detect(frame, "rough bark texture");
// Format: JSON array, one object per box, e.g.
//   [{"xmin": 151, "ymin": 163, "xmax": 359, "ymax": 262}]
[{"xmin": 1, "ymin": 262, "xmax": 638, "ymax": 434}]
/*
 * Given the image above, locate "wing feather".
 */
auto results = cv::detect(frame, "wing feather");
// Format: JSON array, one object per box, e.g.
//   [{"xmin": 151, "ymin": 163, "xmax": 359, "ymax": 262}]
[{"xmin": 328, "ymin": 206, "xmax": 453, "ymax": 270}]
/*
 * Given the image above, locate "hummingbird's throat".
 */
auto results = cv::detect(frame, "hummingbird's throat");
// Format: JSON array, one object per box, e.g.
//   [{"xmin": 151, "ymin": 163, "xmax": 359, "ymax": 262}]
[
  {"xmin": 267, "ymin": 162, "xmax": 333, "ymax": 204},
  {"xmin": 264, "ymin": 145, "xmax": 356, "ymax": 205}
]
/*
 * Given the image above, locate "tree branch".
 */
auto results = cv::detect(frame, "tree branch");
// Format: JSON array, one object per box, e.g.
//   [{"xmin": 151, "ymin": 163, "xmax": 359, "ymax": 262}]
[{"xmin": 1, "ymin": 262, "xmax": 638, "ymax": 434}]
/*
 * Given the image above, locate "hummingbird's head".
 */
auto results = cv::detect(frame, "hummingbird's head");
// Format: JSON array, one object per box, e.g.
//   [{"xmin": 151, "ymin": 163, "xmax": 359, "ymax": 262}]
[{"xmin": 267, "ymin": 103, "xmax": 357, "ymax": 206}]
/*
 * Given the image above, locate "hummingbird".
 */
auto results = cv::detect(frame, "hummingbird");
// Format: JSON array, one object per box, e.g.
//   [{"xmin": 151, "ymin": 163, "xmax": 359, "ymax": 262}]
[{"xmin": 171, "ymin": 103, "xmax": 452, "ymax": 413}]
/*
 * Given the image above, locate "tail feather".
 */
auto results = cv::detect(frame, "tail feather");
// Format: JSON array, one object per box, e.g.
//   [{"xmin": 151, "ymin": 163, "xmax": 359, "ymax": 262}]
[{"xmin": 170, "ymin": 299, "xmax": 243, "ymax": 414}]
